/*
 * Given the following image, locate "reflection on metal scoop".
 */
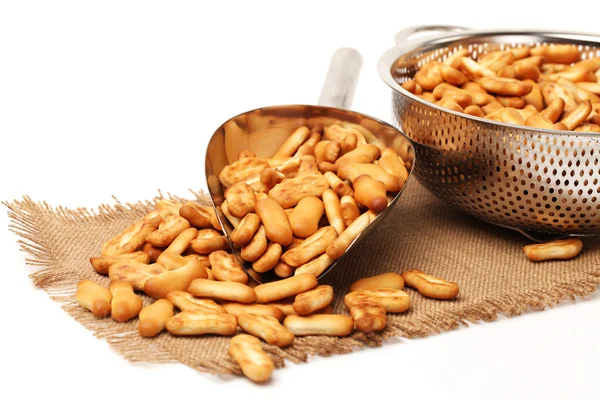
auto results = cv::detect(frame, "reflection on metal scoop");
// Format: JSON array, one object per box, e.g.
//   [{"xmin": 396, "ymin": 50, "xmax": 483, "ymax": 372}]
[{"xmin": 205, "ymin": 48, "xmax": 416, "ymax": 283}]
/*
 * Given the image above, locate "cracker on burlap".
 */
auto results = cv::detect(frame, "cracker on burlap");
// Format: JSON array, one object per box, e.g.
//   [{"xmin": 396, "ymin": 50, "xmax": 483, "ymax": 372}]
[{"xmin": 5, "ymin": 182, "xmax": 600, "ymax": 376}]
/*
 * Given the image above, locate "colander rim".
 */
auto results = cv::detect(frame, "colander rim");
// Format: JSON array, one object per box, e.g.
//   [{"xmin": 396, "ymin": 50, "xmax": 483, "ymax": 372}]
[{"xmin": 378, "ymin": 28, "xmax": 600, "ymax": 139}]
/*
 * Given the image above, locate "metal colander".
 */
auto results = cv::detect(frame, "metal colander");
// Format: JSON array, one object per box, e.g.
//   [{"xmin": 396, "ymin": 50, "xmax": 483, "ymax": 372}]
[{"xmin": 378, "ymin": 26, "xmax": 600, "ymax": 240}]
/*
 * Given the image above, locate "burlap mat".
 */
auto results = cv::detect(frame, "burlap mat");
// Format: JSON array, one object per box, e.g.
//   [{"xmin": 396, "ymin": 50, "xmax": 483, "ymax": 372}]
[{"xmin": 5, "ymin": 181, "xmax": 600, "ymax": 376}]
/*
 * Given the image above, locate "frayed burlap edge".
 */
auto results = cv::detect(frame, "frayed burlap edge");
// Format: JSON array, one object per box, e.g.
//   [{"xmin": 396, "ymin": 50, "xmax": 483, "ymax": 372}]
[{"xmin": 5, "ymin": 193, "xmax": 600, "ymax": 377}]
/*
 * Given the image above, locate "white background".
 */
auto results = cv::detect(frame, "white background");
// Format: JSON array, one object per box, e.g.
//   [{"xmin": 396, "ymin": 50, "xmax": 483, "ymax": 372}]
[{"xmin": 1, "ymin": 1, "xmax": 600, "ymax": 399}]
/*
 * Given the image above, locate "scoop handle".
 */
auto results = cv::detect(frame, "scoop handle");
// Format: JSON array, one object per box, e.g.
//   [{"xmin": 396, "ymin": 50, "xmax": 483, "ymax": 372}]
[{"xmin": 317, "ymin": 48, "xmax": 363, "ymax": 110}]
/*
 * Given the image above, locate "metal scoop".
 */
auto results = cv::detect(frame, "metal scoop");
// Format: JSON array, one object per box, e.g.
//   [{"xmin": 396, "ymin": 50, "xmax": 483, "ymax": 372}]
[{"xmin": 204, "ymin": 48, "xmax": 416, "ymax": 283}]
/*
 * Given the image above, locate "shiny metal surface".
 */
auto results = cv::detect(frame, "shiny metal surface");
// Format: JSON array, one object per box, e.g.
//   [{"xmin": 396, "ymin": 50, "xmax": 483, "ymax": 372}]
[
  {"xmin": 378, "ymin": 26, "xmax": 600, "ymax": 240},
  {"xmin": 205, "ymin": 49, "xmax": 415, "ymax": 283}
]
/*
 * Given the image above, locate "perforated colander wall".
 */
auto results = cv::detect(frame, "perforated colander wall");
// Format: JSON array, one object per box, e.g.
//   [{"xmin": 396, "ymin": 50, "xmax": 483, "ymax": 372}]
[{"xmin": 390, "ymin": 35, "xmax": 600, "ymax": 235}]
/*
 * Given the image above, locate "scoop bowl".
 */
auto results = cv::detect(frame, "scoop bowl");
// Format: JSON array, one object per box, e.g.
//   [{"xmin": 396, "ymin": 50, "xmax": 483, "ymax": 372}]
[{"xmin": 204, "ymin": 104, "xmax": 415, "ymax": 283}]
